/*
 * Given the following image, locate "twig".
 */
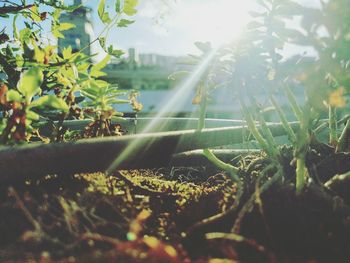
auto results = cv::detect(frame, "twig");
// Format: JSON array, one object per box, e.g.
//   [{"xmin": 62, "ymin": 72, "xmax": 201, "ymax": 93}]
[{"xmin": 206, "ymin": 232, "xmax": 266, "ymax": 253}]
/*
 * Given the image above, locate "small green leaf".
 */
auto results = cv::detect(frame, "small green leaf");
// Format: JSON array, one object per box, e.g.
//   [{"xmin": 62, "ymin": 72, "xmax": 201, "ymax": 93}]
[
  {"xmin": 30, "ymin": 5, "xmax": 42, "ymax": 22},
  {"xmin": 94, "ymin": 79, "xmax": 109, "ymax": 87},
  {"xmin": 90, "ymin": 54, "xmax": 110, "ymax": 77},
  {"xmin": 6, "ymin": 90, "xmax": 22, "ymax": 102},
  {"xmin": 99, "ymin": 37, "xmax": 106, "ymax": 50},
  {"xmin": 52, "ymin": 9, "xmax": 61, "ymax": 20},
  {"xmin": 19, "ymin": 28, "xmax": 31, "ymax": 43},
  {"xmin": 52, "ymin": 29, "xmax": 65, "ymax": 39},
  {"xmin": 34, "ymin": 46, "xmax": 45, "ymax": 63},
  {"xmin": 124, "ymin": 0, "xmax": 138, "ymax": 16},
  {"xmin": 30, "ymin": 95, "xmax": 69, "ymax": 112},
  {"xmin": 62, "ymin": 46, "xmax": 73, "ymax": 60},
  {"xmin": 58, "ymin": 23, "xmax": 76, "ymax": 31},
  {"xmin": 98, "ymin": 0, "xmax": 106, "ymax": 20},
  {"xmin": 111, "ymin": 99, "xmax": 130, "ymax": 104},
  {"xmin": 115, "ymin": 0, "xmax": 121, "ymax": 13},
  {"xmin": 93, "ymin": 54, "xmax": 111, "ymax": 71},
  {"xmin": 26, "ymin": 110, "xmax": 40, "ymax": 121},
  {"xmin": 107, "ymin": 45, "xmax": 124, "ymax": 57},
  {"xmin": 118, "ymin": 19, "xmax": 135, "ymax": 27},
  {"xmin": 17, "ymin": 68, "xmax": 43, "ymax": 102},
  {"xmin": 13, "ymin": 15, "xmax": 19, "ymax": 40},
  {"xmin": 15, "ymin": 54, "xmax": 24, "ymax": 67},
  {"xmin": 98, "ymin": 0, "xmax": 112, "ymax": 24}
]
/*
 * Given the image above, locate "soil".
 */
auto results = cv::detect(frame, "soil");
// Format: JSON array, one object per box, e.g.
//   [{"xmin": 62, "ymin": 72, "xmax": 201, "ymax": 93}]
[{"xmin": 0, "ymin": 147, "xmax": 349, "ymax": 263}]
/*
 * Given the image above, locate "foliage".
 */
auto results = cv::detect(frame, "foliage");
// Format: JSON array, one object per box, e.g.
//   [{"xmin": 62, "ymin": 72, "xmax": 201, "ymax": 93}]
[
  {"xmin": 0, "ymin": 0, "xmax": 141, "ymax": 143},
  {"xmin": 194, "ymin": 0, "xmax": 350, "ymax": 194}
]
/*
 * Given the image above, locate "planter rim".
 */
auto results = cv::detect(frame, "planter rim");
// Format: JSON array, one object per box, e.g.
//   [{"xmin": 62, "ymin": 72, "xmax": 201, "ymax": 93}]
[{"xmin": 0, "ymin": 122, "xmax": 300, "ymax": 182}]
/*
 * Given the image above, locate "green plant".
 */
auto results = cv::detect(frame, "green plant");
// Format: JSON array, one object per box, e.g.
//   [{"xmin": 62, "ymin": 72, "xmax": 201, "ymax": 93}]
[
  {"xmin": 192, "ymin": 0, "xmax": 349, "ymax": 195},
  {"xmin": 0, "ymin": 0, "xmax": 140, "ymax": 143}
]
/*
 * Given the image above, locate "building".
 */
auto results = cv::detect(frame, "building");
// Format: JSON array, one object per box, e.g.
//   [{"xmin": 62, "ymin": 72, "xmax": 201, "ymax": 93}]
[
  {"xmin": 102, "ymin": 48, "xmax": 189, "ymax": 91},
  {"xmin": 57, "ymin": 0, "xmax": 93, "ymax": 56}
]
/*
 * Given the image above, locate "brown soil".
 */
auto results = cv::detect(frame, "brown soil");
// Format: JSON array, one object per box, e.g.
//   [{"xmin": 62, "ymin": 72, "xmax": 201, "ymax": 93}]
[{"xmin": 0, "ymin": 149, "xmax": 349, "ymax": 263}]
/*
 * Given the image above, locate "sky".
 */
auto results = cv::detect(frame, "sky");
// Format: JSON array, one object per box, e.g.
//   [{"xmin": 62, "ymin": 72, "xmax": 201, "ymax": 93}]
[
  {"xmin": 86, "ymin": 0, "xmax": 321, "ymax": 58},
  {"xmin": 91, "ymin": 0, "xmax": 253, "ymax": 56},
  {"xmin": 1, "ymin": 0, "xmax": 321, "ymax": 59}
]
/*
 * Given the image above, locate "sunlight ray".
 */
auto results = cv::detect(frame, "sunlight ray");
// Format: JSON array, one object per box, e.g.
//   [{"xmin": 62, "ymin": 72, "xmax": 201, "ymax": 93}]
[{"xmin": 105, "ymin": 48, "xmax": 218, "ymax": 174}]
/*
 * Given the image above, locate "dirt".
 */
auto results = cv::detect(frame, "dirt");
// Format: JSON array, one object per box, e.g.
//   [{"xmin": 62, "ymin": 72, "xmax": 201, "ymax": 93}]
[{"xmin": 0, "ymin": 149, "xmax": 349, "ymax": 263}]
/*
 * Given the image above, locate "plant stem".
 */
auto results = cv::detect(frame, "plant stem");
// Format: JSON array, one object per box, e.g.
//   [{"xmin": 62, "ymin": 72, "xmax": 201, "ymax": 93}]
[
  {"xmin": 336, "ymin": 119, "xmax": 350, "ymax": 152},
  {"xmin": 284, "ymin": 85, "xmax": 303, "ymax": 122},
  {"xmin": 203, "ymin": 148, "xmax": 239, "ymax": 182},
  {"xmin": 197, "ymin": 80, "xmax": 208, "ymax": 131},
  {"xmin": 249, "ymin": 96, "xmax": 278, "ymax": 152},
  {"xmin": 329, "ymin": 106, "xmax": 338, "ymax": 147},
  {"xmin": 270, "ymin": 95, "xmax": 296, "ymax": 143},
  {"xmin": 196, "ymin": 79, "xmax": 241, "ymax": 181},
  {"xmin": 296, "ymin": 155, "xmax": 307, "ymax": 195},
  {"xmin": 240, "ymin": 100, "xmax": 272, "ymax": 156}
]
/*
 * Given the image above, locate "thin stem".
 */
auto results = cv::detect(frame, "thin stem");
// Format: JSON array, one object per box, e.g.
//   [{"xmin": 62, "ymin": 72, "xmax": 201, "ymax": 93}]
[
  {"xmin": 270, "ymin": 95, "xmax": 296, "ymax": 143},
  {"xmin": 240, "ymin": 100, "xmax": 271, "ymax": 156},
  {"xmin": 336, "ymin": 119, "xmax": 350, "ymax": 152},
  {"xmin": 296, "ymin": 155, "xmax": 307, "ymax": 195},
  {"xmin": 78, "ymin": 13, "xmax": 121, "ymax": 55},
  {"xmin": 249, "ymin": 96, "xmax": 279, "ymax": 158},
  {"xmin": 197, "ymin": 82, "xmax": 207, "ymax": 131},
  {"xmin": 203, "ymin": 148, "xmax": 239, "ymax": 182},
  {"xmin": 284, "ymin": 85, "xmax": 303, "ymax": 122},
  {"xmin": 329, "ymin": 105, "xmax": 338, "ymax": 146}
]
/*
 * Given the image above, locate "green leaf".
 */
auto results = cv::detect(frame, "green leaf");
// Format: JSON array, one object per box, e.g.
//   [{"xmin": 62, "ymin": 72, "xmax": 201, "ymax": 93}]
[
  {"xmin": 13, "ymin": 15, "xmax": 19, "ymax": 40},
  {"xmin": 19, "ymin": 28, "xmax": 31, "ymax": 43},
  {"xmin": 124, "ymin": 0, "xmax": 138, "ymax": 16},
  {"xmin": 34, "ymin": 46, "xmax": 45, "ymax": 63},
  {"xmin": 62, "ymin": 46, "xmax": 73, "ymax": 60},
  {"xmin": 26, "ymin": 110, "xmax": 40, "ymax": 121},
  {"xmin": 94, "ymin": 54, "xmax": 111, "ymax": 70},
  {"xmin": 111, "ymin": 99, "xmax": 130, "ymax": 104},
  {"xmin": 115, "ymin": 0, "xmax": 121, "ymax": 13},
  {"xmin": 107, "ymin": 45, "xmax": 124, "ymax": 57},
  {"xmin": 6, "ymin": 90, "xmax": 22, "ymax": 102},
  {"xmin": 90, "ymin": 54, "xmax": 110, "ymax": 77},
  {"xmin": 98, "ymin": 0, "xmax": 112, "ymax": 24},
  {"xmin": 17, "ymin": 68, "xmax": 43, "ymax": 102},
  {"xmin": 118, "ymin": 19, "xmax": 135, "ymax": 27},
  {"xmin": 15, "ymin": 54, "xmax": 24, "ymax": 67},
  {"xmin": 98, "ymin": 0, "xmax": 106, "ymax": 20},
  {"xmin": 58, "ymin": 23, "xmax": 76, "ymax": 31},
  {"xmin": 94, "ymin": 79, "xmax": 109, "ymax": 87},
  {"xmin": 30, "ymin": 5, "xmax": 42, "ymax": 22},
  {"xmin": 52, "ymin": 9, "xmax": 61, "ymax": 20},
  {"xmin": 99, "ymin": 37, "xmax": 106, "ymax": 50},
  {"xmin": 30, "ymin": 95, "xmax": 69, "ymax": 112},
  {"xmin": 52, "ymin": 29, "xmax": 65, "ymax": 39}
]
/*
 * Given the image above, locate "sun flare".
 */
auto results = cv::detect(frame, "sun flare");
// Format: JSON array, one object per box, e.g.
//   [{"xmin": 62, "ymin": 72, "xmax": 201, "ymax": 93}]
[{"xmin": 177, "ymin": 0, "xmax": 253, "ymax": 47}]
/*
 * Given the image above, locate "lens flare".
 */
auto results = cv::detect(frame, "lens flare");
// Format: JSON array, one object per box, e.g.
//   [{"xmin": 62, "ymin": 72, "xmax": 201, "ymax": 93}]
[{"xmin": 106, "ymin": 48, "xmax": 218, "ymax": 174}]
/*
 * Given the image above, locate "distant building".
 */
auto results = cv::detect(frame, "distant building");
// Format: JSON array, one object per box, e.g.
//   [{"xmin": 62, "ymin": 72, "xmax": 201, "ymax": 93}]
[
  {"xmin": 102, "ymin": 48, "xmax": 190, "ymax": 91},
  {"xmin": 57, "ymin": 0, "xmax": 93, "ymax": 56}
]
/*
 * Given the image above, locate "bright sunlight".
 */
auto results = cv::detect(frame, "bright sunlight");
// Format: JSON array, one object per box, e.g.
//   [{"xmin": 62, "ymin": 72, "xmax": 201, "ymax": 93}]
[{"xmin": 168, "ymin": 0, "xmax": 253, "ymax": 47}]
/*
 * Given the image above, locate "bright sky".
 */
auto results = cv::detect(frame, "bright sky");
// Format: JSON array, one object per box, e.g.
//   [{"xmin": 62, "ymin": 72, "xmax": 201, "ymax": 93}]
[
  {"xmin": 1, "ymin": 0, "xmax": 321, "ymax": 58},
  {"xmin": 87, "ymin": 0, "xmax": 320, "ymax": 58},
  {"xmin": 97, "ymin": 0, "xmax": 253, "ymax": 56}
]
